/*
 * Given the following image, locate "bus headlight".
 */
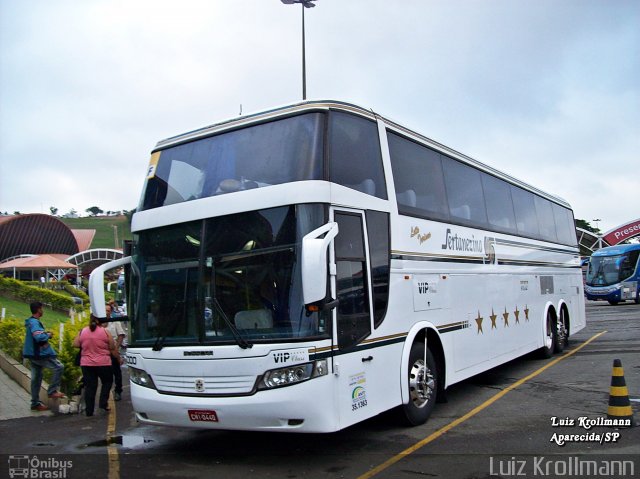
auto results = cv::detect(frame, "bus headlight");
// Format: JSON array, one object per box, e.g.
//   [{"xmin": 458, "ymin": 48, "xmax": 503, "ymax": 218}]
[
  {"xmin": 129, "ymin": 367, "xmax": 156, "ymax": 389},
  {"xmin": 259, "ymin": 359, "xmax": 328, "ymax": 390}
]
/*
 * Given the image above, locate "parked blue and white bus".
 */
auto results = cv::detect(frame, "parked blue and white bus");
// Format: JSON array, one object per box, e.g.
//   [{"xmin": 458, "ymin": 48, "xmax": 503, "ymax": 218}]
[
  {"xmin": 89, "ymin": 100, "xmax": 585, "ymax": 432},
  {"xmin": 585, "ymin": 243, "xmax": 640, "ymax": 305}
]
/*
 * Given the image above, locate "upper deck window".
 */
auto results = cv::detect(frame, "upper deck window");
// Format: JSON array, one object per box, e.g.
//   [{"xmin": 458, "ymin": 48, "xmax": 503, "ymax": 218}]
[
  {"xmin": 140, "ymin": 113, "xmax": 325, "ymax": 210},
  {"xmin": 329, "ymin": 111, "xmax": 387, "ymax": 199},
  {"xmin": 387, "ymin": 131, "xmax": 449, "ymax": 221}
]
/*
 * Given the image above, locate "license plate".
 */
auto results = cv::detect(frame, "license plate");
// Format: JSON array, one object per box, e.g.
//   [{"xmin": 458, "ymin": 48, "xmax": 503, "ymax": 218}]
[{"xmin": 188, "ymin": 409, "xmax": 219, "ymax": 422}]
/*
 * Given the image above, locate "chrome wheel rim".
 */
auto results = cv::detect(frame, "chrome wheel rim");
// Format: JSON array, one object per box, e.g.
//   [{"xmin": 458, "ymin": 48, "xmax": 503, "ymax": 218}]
[
  {"xmin": 409, "ymin": 359, "xmax": 435, "ymax": 408},
  {"xmin": 557, "ymin": 312, "xmax": 567, "ymax": 345}
]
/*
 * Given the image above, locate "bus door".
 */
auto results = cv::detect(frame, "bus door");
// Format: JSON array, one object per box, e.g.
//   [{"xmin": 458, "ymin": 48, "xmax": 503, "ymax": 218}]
[{"xmin": 331, "ymin": 208, "xmax": 383, "ymax": 427}]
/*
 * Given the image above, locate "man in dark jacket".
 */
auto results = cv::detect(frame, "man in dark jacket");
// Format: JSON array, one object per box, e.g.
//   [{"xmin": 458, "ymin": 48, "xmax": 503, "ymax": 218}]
[{"xmin": 22, "ymin": 302, "xmax": 65, "ymax": 411}]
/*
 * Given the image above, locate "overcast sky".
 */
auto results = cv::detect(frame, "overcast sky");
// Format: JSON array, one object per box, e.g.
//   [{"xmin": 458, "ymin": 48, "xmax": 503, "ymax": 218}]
[{"xmin": 1, "ymin": 0, "xmax": 638, "ymax": 234}]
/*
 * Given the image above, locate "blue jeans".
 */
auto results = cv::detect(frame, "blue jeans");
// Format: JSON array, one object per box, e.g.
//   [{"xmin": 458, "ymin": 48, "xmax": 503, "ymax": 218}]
[{"xmin": 30, "ymin": 357, "xmax": 64, "ymax": 407}]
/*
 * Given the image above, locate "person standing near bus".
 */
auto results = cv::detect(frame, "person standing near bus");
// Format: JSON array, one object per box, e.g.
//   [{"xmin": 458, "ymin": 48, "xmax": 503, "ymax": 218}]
[
  {"xmin": 22, "ymin": 302, "xmax": 65, "ymax": 411},
  {"xmin": 73, "ymin": 315, "xmax": 121, "ymax": 416},
  {"xmin": 105, "ymin": 302, "xmax": 126, "ymax": 401}
]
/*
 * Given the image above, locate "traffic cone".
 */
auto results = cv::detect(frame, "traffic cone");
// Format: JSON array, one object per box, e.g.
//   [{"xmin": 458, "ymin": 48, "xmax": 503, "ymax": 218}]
[{"xmin": 607, "ymin": 359, "xmax": 635, "ymax": 427}]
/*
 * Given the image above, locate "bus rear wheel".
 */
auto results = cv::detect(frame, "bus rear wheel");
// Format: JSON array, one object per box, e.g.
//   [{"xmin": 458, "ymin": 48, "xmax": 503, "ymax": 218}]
[
  {"xmin": 401, "ymin": 343, "xmax": 438, "ymax": 426},
  {"xmin": 554, "ymin": 309, "xmax": 568, "ymax": 353},
  {"xmin": 538, "ymin": 311, "xmax": 557, "ymax": 359}
]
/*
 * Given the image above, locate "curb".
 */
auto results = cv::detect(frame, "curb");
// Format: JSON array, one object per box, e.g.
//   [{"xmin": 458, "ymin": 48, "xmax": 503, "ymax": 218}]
[{"xmin": 0, "ymin": 349, "xmax": 51, "ymax": 405}]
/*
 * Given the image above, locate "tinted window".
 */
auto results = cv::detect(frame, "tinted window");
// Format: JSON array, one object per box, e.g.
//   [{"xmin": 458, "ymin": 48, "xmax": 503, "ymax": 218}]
[
  {"xmin": 442, "ymin": 157, "xmax": 488, "ymax": 226},
  {"xmin": 387, "ymin": 132, "xmax": 449, "ymax": 220},
  {"xmin": 386, "ymin": 131, "xmax": 577, "ymax": 247},
  {"xmin": 511, "ymin": 186, "xmax": 539, "ymax": 236},
  {"xmin": 482, "ymin": 173, "xmax": 517, "ymax": 232},
  {"xmin": 334, "ymin": 212, "xmax": 371, "ymax": 349},
  {"xmin": 141, "ymin": 113, "xmax": 324, "ymax": 210},
  {"xmin": 329, "ymin": 112, "xmax": 387, "ymax": 199},
  {"xmin": 534, "ymin": 196, "xmax": 557, "ymax": 242},
  {"xmin": 366, "ymin": 210, "xmax": 390, "ymax": 328},
  {"xmin": 553, "ymin": 204, "xmax": 577, "ymax": 246}
]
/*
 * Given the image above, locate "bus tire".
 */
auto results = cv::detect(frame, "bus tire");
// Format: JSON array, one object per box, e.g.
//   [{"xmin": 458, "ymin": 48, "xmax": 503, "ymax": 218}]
[
  {"xmin": 538, "ymin": 311, "xmax": 557, "ymax": 359},
  {"xmin": 634, "ymin": 292, "xmax": 639, "ymax": 304},
  {"xmin": 401, "ymin": 343, "xmax": 438, "ymax": 426},
  {"xmin": 608, "ymin": 300, "xmax": 619, "ymax": 306},
  {"xmin": 554, "ymin": 309, "xmax": 568, "ymax": 353}
]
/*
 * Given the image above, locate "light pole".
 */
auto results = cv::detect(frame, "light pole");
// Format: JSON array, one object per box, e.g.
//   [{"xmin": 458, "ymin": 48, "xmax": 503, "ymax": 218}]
[
  {"xmin": 112, "ymin": 224, "xmax": 119, "ymax": 249},
  {"xmin": 592, "ymin": 219, "xmax": 602, "ymax": 250},
  {"xmin": 281, "ymin": 0, "xmax": 318, "ymax": 100}
]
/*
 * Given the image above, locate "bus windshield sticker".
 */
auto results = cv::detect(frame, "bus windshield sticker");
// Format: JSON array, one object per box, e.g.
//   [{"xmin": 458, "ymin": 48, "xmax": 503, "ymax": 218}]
[{"xmin": 146, "ymin": 151, "xmax": 161, "ymax": 179}]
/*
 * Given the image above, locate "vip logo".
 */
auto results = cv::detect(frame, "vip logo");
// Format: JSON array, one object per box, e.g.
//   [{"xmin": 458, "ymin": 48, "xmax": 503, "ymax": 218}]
[
  {"xmin": 273, "ymin": 352, "xmax": 291, "ymax": 363},
  {"xmin": 417, "ymin": 282, "xmax": 429, "ymax": 294},
  {"xmin": 195, "ymin": 379, "xmax": 205, "ymax": 392}
]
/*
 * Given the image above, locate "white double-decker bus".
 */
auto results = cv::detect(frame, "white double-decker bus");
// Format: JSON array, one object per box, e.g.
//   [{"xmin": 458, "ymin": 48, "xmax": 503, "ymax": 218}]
[{"xmin": 90, "ymin": 100, "xmax": 585, "ymax": 432}]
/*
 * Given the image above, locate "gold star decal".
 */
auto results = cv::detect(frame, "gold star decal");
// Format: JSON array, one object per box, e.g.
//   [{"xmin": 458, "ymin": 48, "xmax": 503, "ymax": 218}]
[
  {"xmin": 503, "ymin": 308, "xmax": 509, "ymax": 327},
  {"xmin": 514, "ymin": 306, "xmax": 520, "ymax": 324},
  {"xmin": 475, "ymin": 311, "xmax": 484, "ymax": 334},
  {"xmin": 524, "ymin": 305, "xmax": 530, "ymax": 321},
  {"xmin": 490, "ymin": 309, "xmax": 497, "ymax": 329}
]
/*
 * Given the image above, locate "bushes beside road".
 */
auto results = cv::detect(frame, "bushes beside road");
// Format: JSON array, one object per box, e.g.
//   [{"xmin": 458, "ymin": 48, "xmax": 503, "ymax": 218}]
[
  {"xmin": 0, "ymin": 277, "xmax": 89, "ymax": 394},
  {"xmin": 0, "ymin": 277, "xmax": 82, "ymax": 313},
  {"xmin": 0, "ymin": 316, "xmax": 84, "ymax": 395}
]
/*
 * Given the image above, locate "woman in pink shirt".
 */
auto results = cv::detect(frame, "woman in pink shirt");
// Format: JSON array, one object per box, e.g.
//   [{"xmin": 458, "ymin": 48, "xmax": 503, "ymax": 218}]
[{"xmin": 73, "ymin": 315, "xmax": 122, "ymax": 416}]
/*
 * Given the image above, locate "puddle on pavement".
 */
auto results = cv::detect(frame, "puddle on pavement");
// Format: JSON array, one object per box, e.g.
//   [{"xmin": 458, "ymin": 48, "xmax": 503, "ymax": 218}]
[{"xmin": 79, "ymin": 435, "xmax": 152, "ymax": 449}]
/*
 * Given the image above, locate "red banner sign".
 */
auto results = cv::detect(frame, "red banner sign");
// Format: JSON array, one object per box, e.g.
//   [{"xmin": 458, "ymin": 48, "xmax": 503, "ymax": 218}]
[{"xmin": 602, "ymin": 219, "xmax": 640, "ymax": 246}]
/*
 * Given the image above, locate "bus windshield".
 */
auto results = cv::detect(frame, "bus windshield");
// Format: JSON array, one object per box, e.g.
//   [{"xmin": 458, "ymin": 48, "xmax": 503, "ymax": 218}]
[
  {"xmin": 586, "ymin": 252, "xmax": 639, "ymax": 286},
  {"xmin": 140, "ymin": 113, "xmax": 325, "ymax": 210},
  {"xmin": 129, "ymin": 204, "xmax": 330, "ymax": 346}
]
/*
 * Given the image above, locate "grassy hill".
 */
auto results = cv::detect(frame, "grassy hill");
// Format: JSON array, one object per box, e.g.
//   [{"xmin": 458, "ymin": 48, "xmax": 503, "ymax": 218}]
[{"xmin": 58, "ymin": 215, "xmax": 132, "ymax": 249}]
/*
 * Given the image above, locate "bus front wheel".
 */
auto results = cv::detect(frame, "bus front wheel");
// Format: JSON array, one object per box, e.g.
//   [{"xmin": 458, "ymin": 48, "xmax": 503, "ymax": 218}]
[{"xmin": 402, "ymin": 343, "xmax": 438, "ymax": 426}]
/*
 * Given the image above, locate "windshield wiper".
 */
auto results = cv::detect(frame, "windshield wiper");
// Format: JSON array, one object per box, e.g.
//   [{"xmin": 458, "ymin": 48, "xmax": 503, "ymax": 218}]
[
  {"xmin": 212, "ymin": 297, "xmax": 253, "ymax": 349},
  {"xmin": 152, "ymin": 301, "xmax": 185, "ymax": 352}
]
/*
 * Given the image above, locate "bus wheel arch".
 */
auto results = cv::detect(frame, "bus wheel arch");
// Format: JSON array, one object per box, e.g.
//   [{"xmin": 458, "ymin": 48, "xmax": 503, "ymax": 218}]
[{"xmin": 399, "ymin": 325, "xmax": 445, "ymax": 426}]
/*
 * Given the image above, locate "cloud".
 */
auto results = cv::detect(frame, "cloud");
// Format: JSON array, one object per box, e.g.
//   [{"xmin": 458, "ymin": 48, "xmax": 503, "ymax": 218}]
[{"xmin": 1, "ymin": 0, "xmax": 638, "ymax": 232}]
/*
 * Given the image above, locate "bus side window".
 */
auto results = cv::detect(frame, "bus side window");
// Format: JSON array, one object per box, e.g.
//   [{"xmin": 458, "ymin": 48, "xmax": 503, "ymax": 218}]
[
  {"xmin": 334, "ymin": 212, "xmax": 372, "ymax": 349},
  {"xmin": 329, "ymin": 111, "xmax": 387, "ymax": 200}
]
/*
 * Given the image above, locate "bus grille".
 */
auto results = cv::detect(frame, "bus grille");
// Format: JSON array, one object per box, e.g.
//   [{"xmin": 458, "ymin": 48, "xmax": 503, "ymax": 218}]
[{"xmin": 152, "ymin": 374, "xmax": 257, "ymax": 395}]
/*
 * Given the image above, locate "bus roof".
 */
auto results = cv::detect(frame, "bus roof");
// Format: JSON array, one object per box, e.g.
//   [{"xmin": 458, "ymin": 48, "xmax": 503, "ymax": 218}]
[
  {"xmin": 592, "ymin": 243, "xmax": 640, "ymax": 257},
  {"xmin": 154, "ymin": 99, "xmax": 571, "ymax": 209}
]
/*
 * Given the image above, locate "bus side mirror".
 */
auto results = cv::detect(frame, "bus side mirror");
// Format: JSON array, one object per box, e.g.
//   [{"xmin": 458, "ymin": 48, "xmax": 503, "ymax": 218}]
[
  {"xmin": 301, "ymin": 222, "xmax": 339, "ymax": 305},
  {"xmin": 88, "ymin": 256, "xmax": 132, "ymax": 319}
]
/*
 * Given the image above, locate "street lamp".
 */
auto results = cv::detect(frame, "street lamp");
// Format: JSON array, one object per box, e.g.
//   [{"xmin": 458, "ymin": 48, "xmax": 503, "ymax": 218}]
[
  {"xmin": 281, "ymin": 0, "xmax": 318, "ymax": 100},
  {"xmin": 592, "ymin": 219, "xmax": 602, "ymax": 250}
]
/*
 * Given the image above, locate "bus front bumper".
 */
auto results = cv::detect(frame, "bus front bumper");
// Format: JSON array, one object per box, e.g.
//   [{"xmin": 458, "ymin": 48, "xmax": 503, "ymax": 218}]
[{"xmin": 130, "ymin": 375, "xmax": 338, "ymax": 433}]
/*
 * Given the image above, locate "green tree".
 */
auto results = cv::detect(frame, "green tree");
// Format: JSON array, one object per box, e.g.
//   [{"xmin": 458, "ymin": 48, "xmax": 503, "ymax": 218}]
[
  {"xmin": 575, "ymin": 219, "xmax": 601, "ymax": 235},
  {"xmin": 49, "ymin": 206, "xmax": 58, "ymax": 216},
  {"xmin": 86, "ymin": 206, "xmax": 104, "ymax": 216}
]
